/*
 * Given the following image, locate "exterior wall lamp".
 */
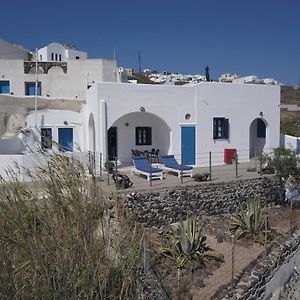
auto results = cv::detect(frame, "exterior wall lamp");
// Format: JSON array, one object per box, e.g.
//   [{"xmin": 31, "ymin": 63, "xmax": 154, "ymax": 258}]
[{"xmin": 140, "ymin": 106, "xmax": 145, "ymax": 112}]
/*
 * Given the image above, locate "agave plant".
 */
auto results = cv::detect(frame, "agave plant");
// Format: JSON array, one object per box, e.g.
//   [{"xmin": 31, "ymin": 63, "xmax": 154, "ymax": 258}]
[
  {"xmin": 161, "ymin": 215, "xmax": 223, "ymax": 269},
  {"xmin": 229, "ymin": 198, "xmax": 273, "ymax": 244}
]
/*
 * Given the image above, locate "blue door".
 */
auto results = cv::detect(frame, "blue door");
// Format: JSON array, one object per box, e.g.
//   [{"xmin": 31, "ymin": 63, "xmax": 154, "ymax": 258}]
[
  {"xmin": 297, "ymin": 139, "xmax": 300, "ymax": 154},
  {"xmin": 181, "ymin": 126, "xmax": 196, "ymax": 165},
  {"xmin": 58, "ymin": 128, "xmax": 73, "ymax": 152}
]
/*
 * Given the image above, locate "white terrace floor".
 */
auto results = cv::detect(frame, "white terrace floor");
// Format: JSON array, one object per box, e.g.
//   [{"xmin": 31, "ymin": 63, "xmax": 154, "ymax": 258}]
[{"xmin": 98, "ymin": 160, "xmax": 265, "ymax": 194}]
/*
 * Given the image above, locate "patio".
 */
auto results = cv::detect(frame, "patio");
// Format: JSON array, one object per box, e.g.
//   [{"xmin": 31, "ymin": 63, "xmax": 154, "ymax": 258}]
[{"xmin": 97, "ymin": 160, "xmax": 264, "ymax": 194}]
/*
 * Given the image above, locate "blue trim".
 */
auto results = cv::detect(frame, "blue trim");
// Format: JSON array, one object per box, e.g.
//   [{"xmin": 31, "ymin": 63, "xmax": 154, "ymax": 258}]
[{"xmin": 181, "ymin": 126, "xmax": 196, "ymax": 165}]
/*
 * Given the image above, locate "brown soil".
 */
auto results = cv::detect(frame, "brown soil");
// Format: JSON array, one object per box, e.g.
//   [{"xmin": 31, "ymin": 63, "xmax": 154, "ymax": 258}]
[{"xmin": 147, "ymin": 206, "xmax": 300, "ymax": 300}]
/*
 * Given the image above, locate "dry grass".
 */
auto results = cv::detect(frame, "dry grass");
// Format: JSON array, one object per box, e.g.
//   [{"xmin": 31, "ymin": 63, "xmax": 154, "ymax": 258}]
[{"xmin": 0, "ymin": 152, "xmax": 143, "ymax": 299}]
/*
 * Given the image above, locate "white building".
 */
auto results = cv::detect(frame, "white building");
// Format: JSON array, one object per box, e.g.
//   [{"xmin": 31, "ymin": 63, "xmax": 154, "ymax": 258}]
[
  {"xmin": 37, "ymin": 42, "xmax": 87, "ymax": 62},
  {"xmin": 0, "ymin": 41, "xmax": 125, "ymax": 167},
  {"xmin": 84, "ymin": 81, "xmax": 280, "ymax": 166},
  {"xmin": 0, "ymin": 40, "xmax": 281, "ymax": 178},
  {"xmin": 0, "ymin": 39, "xmax": 29, "ymax": 60}
]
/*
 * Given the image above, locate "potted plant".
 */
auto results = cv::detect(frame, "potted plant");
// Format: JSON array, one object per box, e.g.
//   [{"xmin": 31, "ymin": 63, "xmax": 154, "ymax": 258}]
[{"xmin": 104, "ymin": 161, "xmax": 115, "ymax": 174}]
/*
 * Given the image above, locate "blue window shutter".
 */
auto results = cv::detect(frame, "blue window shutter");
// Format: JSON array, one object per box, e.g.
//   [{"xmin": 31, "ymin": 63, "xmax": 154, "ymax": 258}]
[
  {"xmin": 223, "ymin": 119, "xmax": 229, "ymax": 139},
  {"xmin": 0, "ymin": 81, "xmax": 10, "ymax": 94}
]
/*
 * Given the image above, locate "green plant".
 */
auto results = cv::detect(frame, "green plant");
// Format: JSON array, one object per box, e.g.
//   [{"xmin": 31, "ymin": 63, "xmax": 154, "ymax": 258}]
[
  {"xmin": 161, "ymin": 215, "xmax": 223, "ymax": 269},
  {"xmin": 229, "ymin": 198, "xmax": 273, "ymax": 244},
  {"xmin": 104, "ymin": 160, "xmax": 115, "ymax": 172},
  {"xmin": 263, "ymin": 148, "xmax": 300, "ymax": 202}
]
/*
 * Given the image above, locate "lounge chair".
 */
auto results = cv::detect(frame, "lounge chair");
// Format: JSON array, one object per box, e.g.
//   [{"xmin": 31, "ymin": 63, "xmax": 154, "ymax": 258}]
[
  {"xmin": 160, "ymin": 155, "xmax": 193, "ymax": 178},
  {"xmin": 132, "ymin": 157, "xmax": 163, "ymax": 181}
]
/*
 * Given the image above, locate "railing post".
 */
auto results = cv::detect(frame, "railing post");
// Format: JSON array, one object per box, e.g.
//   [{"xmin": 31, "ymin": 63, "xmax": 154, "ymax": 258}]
[
  {"xmin": 254, "ymin": 147, "xmax": 257, "ymax": 171},
  {"xmin": 100, "ymin": 152, "xmax": 102, "ymax": 178},
  {"xmin": 181, "ymin": 148, "xmax": 184, "ymax": 184},
  {"xmin": 231, "ymin": 234, "xmax": 235, "ymax": 281},
  {"xmin": 115, "ymin": 156, "xmax": 118, "ymax": 190},
  {"xmin": 235, "ymin": 151, "xmax": 238, "ymax": 178},
  {"xmin": 209, "ymin": 151, "xmax": 212, "ymax": 181}
]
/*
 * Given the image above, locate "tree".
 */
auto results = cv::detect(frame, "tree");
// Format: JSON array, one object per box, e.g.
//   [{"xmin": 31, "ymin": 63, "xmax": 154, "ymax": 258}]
[{"xmin": 264, "ymin": 147, "xmax": 300, "ymax": 202}]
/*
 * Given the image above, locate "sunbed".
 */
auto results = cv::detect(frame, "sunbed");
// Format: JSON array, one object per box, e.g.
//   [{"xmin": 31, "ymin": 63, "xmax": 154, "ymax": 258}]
[
  {"xmin": 132, "ymin": 157, "xmax": 163, "ymax": 181},
  {"xmin": 160, "ymin": 155, "xmax": 193, "ymax": 178}
]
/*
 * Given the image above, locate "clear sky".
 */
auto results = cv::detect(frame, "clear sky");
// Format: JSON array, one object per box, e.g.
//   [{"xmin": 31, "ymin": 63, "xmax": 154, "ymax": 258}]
[{"xmin": 1, "ymin": 0, "xmax": 300, "ymax": 85}]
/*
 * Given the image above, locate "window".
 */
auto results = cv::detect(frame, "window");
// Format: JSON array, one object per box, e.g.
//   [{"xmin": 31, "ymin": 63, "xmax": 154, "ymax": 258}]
[
  {"xmin": 76, "ymin": 56, "xmax": 80, "ymax": 60},
  {"xmin": 41, "ymin": 128, "xmax": 52, "ymax": 149},
  {"xmin": 55, "ymin": 53, "xmax": 58, "ymax": 61},
  {"xmin": 59, "ymin": 54, "xmax": 62, "ymax": 61},
  {"xmin": 136, "ymin": 127, "xmax": 152, "ymax": 145},
  {"xmin": 51, "ymin": 53, "xmax": 54, "ymax": 60},
  {"xmin": 257, "ymin": 119, "xmax": 266, "ymax": 138},
  {"xmin": 213, "ymin": 117, "xmax": 229, "ymax": 139},
  {"xmin": 25, "ymin": 82, "xmax": 41, "ymax": 96},
  {"xmin": 39, "ymin": 55, "xmax": 42, "ymax": 60},
  {"xmin": 0, "ymin": 80, "xmax": 10, "ymax": 94},
  {"xmin": 58, "ymin": 128, "xmax": 73, "ymax": 152}
]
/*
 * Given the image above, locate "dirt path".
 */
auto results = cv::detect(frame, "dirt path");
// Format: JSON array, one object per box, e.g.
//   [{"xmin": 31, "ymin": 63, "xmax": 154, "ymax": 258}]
[{"xmin": 191, "ymin": 235, "xmax": 264, "ymax": 300}]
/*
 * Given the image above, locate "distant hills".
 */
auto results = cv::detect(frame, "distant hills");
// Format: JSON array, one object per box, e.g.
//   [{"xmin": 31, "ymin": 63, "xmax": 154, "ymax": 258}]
[{"xmin": 281, "ymin": 86, "xmax": 300, "ymax": 136}]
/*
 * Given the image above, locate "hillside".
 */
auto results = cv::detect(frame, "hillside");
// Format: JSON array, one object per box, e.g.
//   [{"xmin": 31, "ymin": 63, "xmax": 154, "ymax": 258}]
[{"xmin": 281, "ymin": 86, "xmax": 300, "ymax": 136}]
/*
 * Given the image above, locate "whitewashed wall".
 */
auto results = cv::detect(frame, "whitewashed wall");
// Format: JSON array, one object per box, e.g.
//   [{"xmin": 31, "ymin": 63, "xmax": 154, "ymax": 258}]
[
  {"xmin": 87, "ymin": 82, "xmax": 280, "ymax": 166},
  {"xmin": 0, "ymin": 59, "xmax": 118, "ymax": 99}
]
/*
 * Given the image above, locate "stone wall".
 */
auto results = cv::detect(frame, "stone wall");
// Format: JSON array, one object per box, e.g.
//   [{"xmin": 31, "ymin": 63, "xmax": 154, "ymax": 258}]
[
  {"xmin": 213, "ymin": 228, "xmax": 300, "ymax": 299},
  {"xmin": 123, "ymin": 177, "xmax": 281, "ymax": 228}
]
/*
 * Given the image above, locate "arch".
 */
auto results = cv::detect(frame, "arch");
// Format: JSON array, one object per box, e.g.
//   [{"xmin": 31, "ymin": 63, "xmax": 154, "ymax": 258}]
[
  {"xmin": 249, "ymin": 118, "xmax": 267, "ymax": 158},
  {"xmin": 88, "ymin": 113, "xmax": 96, "ymax": 152},
  {"xmin": 108, "ymin": 111, "xmax": 171, "ymax": 165},
  {"xmin": 28, "ymin": 66, "xmax": 44, "ymax": 74},
  {"xmin": 46, "ymin": 65, "xmax": 67, "ymax": 74}
]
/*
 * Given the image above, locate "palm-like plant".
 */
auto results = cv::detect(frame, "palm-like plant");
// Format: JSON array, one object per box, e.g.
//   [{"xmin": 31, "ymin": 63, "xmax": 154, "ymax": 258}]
[
  {"xmin": 160, "ymin": 215, "xmax": 223, "ymax": 300},
  {"xmin": 229, "ymin": 198, "xmax": 272, "ymax": 244},
  {"xmin": 161, "ymin": 215, "xmax": 223, "ymax": 269}
]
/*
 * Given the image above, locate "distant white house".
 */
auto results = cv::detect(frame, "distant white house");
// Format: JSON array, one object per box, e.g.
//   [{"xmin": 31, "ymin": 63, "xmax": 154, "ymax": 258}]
[
  {"xmin": 219, "ymin": 73, "xmax": 238, "ymax": 83},
  {"xmin": 37, "ymin": 42, "xmax": 87, "ymax": 62}
]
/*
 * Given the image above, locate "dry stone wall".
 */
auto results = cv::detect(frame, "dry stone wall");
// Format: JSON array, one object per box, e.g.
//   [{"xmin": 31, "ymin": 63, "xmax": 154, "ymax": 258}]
[{"xmin": 123, "ymin": 177, "xmax": 281, "ymax": 229}]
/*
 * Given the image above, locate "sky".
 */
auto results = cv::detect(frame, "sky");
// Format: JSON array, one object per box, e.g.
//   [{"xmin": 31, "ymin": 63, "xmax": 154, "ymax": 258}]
[{"xmin": 1, "ymin": 0, "xmax": 300, "ymax": 85}]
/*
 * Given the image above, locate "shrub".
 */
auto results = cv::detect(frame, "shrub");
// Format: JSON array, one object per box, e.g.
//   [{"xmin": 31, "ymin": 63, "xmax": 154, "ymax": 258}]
[
  {"xmin": 228, "ymin": 198, "xmax": 274, "ymax": 244},
  {"xmin": 160, "ymin": 215, "xmax": 223, "ymax": 270}
]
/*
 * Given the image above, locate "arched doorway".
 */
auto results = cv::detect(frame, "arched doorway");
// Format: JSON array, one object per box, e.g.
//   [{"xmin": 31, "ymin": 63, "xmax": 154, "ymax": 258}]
[
  {"xmin": 107, "ymin": 112, "xmax": 171, "ymax": 165},
  {"xmin": 249, "ymin": 118, "xmax": 267, "ymax": 158}
]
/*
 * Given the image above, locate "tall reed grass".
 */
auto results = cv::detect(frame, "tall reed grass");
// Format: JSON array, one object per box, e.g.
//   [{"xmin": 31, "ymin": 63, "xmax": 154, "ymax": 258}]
[{"xmin": 0, "ymin": 152, "xmax": 143, "ymax": 299}]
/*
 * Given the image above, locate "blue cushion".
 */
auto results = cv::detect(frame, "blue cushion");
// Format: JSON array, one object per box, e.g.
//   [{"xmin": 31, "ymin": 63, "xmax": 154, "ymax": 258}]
[
  {"xmin": 133, "ymin": 157, "xmax": 162, "ymax": 173},
  {"xmin": 160, "ymin": 155, "xmax": 193, "ymax": 170}
]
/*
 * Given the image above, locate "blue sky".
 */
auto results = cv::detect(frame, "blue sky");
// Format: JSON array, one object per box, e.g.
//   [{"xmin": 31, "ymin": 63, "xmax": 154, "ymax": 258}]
[{"xmin": 1, "ymin": 0, "xmax": 300, "ymax": 85}]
